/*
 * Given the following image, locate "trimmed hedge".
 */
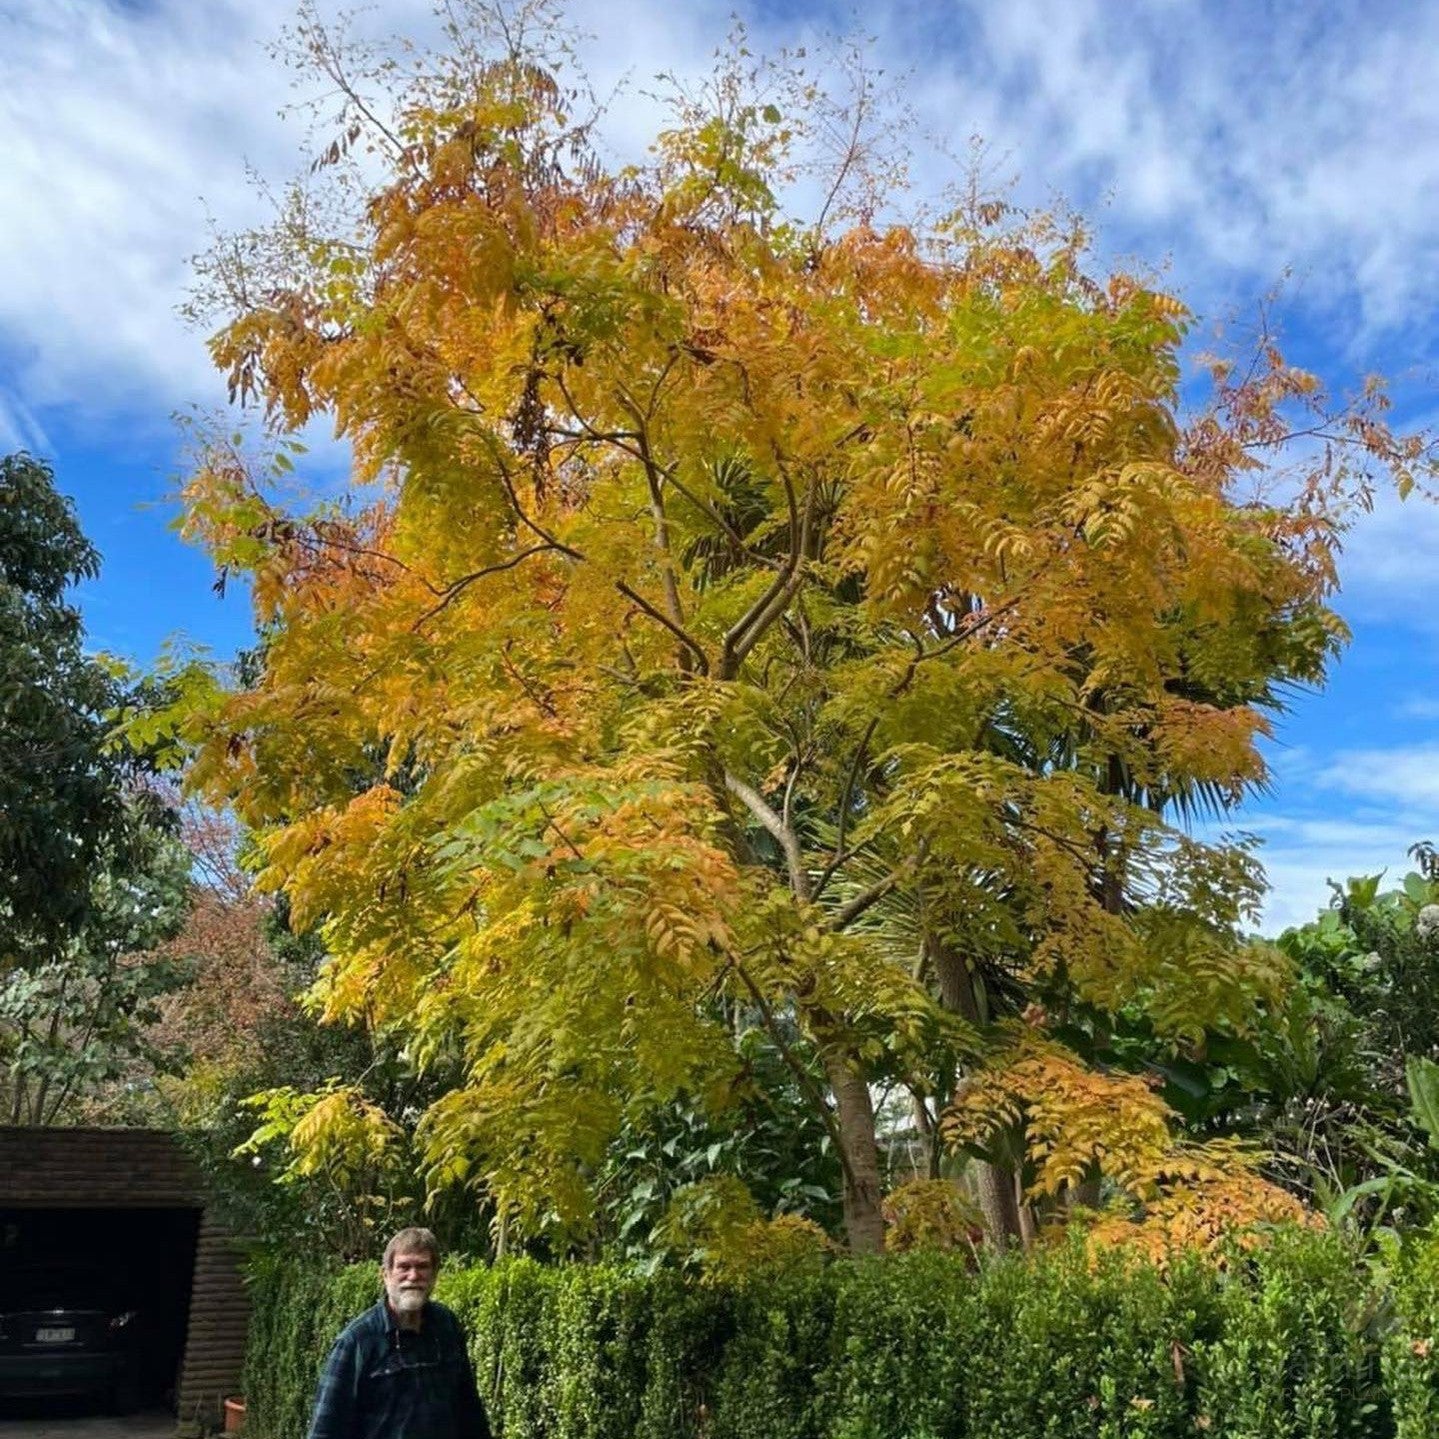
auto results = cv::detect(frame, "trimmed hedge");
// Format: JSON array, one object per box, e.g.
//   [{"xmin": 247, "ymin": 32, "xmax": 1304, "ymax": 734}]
[{"xmin": 242, "ymin": 1230, "xmax": 1431, "ymax": 1439}]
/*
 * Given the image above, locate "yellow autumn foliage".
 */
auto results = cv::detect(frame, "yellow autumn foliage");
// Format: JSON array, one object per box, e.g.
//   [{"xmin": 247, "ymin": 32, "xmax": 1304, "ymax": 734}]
[{"xmin": 167, "ymin": 1, "xmax": 1438, "ymax": 1251}]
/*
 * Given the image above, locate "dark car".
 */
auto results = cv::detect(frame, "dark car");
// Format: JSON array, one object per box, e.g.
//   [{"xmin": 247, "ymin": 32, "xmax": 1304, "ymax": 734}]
[{"xmin": 0, "ymin": 1264, "xmax": 144, "ymax": 1411}]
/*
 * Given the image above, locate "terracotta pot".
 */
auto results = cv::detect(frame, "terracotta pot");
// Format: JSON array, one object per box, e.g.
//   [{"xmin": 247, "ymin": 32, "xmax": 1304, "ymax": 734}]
[{"xmin": 223, "ymin": 1396, "xmax": 246, "ymax": 1432}]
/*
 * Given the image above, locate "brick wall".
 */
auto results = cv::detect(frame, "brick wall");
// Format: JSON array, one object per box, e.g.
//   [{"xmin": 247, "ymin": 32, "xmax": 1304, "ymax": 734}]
[{"xmin": 0, "ymin": 1126, "xmax": 249, "ymax": 1428}]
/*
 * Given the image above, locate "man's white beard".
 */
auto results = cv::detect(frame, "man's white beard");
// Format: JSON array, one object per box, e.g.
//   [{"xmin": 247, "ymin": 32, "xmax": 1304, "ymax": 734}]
[{"xmin": 392, "ymin": 1287, "xmax": 427, "ymax": 1315}]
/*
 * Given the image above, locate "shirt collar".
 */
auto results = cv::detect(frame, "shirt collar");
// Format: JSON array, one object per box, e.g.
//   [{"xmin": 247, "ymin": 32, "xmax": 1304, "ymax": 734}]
[{"xmin": 380, "ymin": 1297, "xmax": 431, "ymax": 1335}]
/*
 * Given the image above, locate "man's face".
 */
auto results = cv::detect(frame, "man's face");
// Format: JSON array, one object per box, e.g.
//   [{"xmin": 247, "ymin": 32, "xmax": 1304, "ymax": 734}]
[{"xmin": 382, "ymin": 1248, "xmax": 437, "ymax": 1317}]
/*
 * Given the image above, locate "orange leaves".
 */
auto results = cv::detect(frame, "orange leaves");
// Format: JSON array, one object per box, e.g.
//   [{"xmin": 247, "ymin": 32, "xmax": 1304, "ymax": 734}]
[
  {"xmin": 1083, "ymin": 1142, "xmax": 1315, "ymax": 1261},
  {"xmin": 944, "ymin": 1039, "xmax": 1310, "ymax": 1259},
  {"xmin": 262, "ymin": 783, "xmax": 403, "ymax": 928},
  {"xmin": 1146, "ymin": 697, "xmax": 1268, "ymax": 801},
  {"xmin": 944, "ymin": 1037, "xmax": 1174, "ymax": 1202}
]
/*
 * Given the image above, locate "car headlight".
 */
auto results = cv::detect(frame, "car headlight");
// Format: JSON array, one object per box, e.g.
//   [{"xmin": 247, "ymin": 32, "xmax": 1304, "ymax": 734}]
[{"xmin": 108, "ymin": 1311, "xmax": 138, "ymax": 1331}]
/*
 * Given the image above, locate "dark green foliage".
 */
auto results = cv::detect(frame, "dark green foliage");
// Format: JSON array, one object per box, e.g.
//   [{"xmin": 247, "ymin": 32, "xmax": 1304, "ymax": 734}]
[
  {"xmin": 596, "ymin": 1026, "xmax": 843, "ymax": 1257},
  {"xmin": 240, "ymin": 1255, "xmax": 378, "ymax": 1439},
  {"xmin": 950, "ymin": 1243, "xmax": 1219, "ymax": 1439},
  {"xmin": 1193, "ymin": 1231, "xmax": 1389, "ymax": 1439},
  {"xmin": 710, "ymin": 1266, "xmax": 836, "ymax": 1439},
  {"xmin": 0, "ymin": 452, "xmax": 193, "ymax": 1123},
  {"xmin": 819, "ymin": 1254, "xmax": 973, "ymax": 1439},
  {"xmin": 634, "ymin": 1272, "xmax": 730, "ymax": 1439},
  {"xmin": 1384, "ymin": 1233, "xmax": 1439, "ymax": 1439},
  {"xmin": 0, "ymin": 451, "xmax": 121, "ymax": 941},
  {"xmin": 1252, "ymin": 868, "xmax": 1439, "ymax": 1225},
  {"xmin": 241, "ymin": 1227, "xmax": 1439, "ymax": 1439}
]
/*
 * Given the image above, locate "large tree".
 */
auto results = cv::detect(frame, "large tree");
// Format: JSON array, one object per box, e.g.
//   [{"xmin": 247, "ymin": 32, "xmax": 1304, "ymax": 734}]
[
  {"xmin": 173, "ymin": 0, "xmax": 1435, "ymax": 1251},
  {"xmin": 0, "ymin": 453, "xmax": 191, "ymax": 1124},
  {"xmin": 1, "ymin": 452, "xmax": 125, "ymax": 941}
]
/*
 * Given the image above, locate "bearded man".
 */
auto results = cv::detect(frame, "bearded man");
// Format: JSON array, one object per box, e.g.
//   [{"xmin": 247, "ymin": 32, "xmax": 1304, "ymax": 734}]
[{"xmin": 306, "ymin": 1227, "xmax": 491, "ymax": 1439}]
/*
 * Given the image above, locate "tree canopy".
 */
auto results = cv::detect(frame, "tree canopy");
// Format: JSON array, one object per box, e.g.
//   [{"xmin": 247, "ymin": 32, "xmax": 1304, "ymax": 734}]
[
  {"xmin": 170, "ymin": 0, "xmax": 1438, "ymax": 1253},
  {"xmin": 1, "ymin": 451, "xmax": 122, "ymax": 941},
  {"xmin": 0, "ymin": 452, "xmax": 192, "ymax": 1124}
]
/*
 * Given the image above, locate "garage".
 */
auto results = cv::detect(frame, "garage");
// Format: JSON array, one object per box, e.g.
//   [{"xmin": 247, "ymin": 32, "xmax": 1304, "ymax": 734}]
[{"xmin": 0, "ymin": 1129, "xmax": 249, "ymax": 1431}]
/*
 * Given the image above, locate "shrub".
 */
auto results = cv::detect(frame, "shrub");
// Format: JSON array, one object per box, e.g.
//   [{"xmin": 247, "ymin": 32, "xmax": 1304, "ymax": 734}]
[
  {"xmin": 1384, "ymin": 1231, "xmax": 1439, "ymax": 1439},
  {"xmin": 241, "ymin": 1254, "xmax": 376, "ymax": 1439},
  {"xmin": 239, "ymin": 1226, "xmax": 1439, "ymax": 1439},
  {"xmin": 1193, "ymin": 1230, "xmax": 1389, "ymax": 1439}
]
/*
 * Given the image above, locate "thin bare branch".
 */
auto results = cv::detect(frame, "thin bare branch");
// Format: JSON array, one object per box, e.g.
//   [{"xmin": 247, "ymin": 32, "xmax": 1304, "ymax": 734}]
[
  {"xmin": 411, "ymin": 544, "xmax": 560, "ymax": 631},
  {"xmin": 616, "ymin": 392, "xmax": 688, "ymax": 632},
  {"xmin": 615, "ymin": 580, "xmax": 710, "ymax": 675},
  {"xmin": 813, "ymin": 716, "xmax": 880, "ymax": 901}
]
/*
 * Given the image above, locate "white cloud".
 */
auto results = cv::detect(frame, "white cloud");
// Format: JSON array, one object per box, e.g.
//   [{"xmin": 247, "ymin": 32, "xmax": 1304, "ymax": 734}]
[
  {"xmin": 0, "ymin": 0, "xmax": 759, "ymax": 430},
  {"xmin": 874, "ymin": 1, "xmax": 1439, "ymax": 360},
  {"xmin": 1201, "ymin": 808, "xmax": 1435, "ymax": 933},
  {"xmin": 1333, "ymin": 486, "xmax": 1439, "ymax": 622},
  {"xmin": 1257, "ymin": 832, "xmax": 1419, "ymax": 934},
  {"xmin": 1243, "ymin": 739, "xmax": 1439, "ymax": 929},
  {"xmin": 1200, "ymin": 728, "xmax": 1439, "ymax": 932},
  {"xmin": 4, "ymin": 0, "xmax": 1439, "ymax": 438},
  {"xmin": 1317, "ymin": 742, "xmax": 1439, "ymax": 809},
  {"xmin": 0, "ymin": 0, "xmax": 298, "ymax": 417},
  {"xmin": 8, "ymin": 0, "xmax": 1439, "ymax": 944},
  {"xmin": 0, "ymin": 389, "xmax": 51, "ymax": 453}
]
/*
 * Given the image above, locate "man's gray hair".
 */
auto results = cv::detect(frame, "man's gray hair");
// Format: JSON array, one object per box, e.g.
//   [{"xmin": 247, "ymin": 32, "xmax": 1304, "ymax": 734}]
[{"xmin": 383, "ymin": 1226, "xmax": 441, "ymax": 1271}]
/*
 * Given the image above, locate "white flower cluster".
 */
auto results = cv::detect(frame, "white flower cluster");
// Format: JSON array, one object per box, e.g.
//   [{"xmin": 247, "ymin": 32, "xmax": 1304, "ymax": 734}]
[{"xmin": 1417, "ymin": 904, "xmax": 1439, "ymax": 944}]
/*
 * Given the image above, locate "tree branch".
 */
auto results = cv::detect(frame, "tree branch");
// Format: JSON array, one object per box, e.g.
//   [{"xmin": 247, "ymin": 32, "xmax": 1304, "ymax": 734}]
[
  {"xmin": 887, "ymin": 594, "xmax": 1023, "ymax": 698},
  {"xmin": 813, "ymin": 717, "xmax": 880, "ymax": 902},
  {"xmin": 616, "ymin": 392, "xmax": 688, "ymax": 637},
  {"xmin": 720, "ymin": 468, "xmax": 815, "ymax": 678},
  {"xmin": 475, "ymin": 427, "xmax": 587, "ymax": 563},
  {"xmin": 726, "ymin": 956, "xmax": 857, "ymax": 1194},
  {"xmin": 615, "ymin": 581, "xmax": 710, "ymax": 675},
  {"xmin": 549, "ymin": 372, "xmax": 783, "ymax": 572},
  {"xmin": 724, "ymin": 770, "xmax": 810, "ymax": 902},
  {"xmin": 826, "ymin": 863, "xmax": 910, "ymax": 932},
  {"xmin": 411, "ymin": 544, "xmax": 560, "ymax": 630}
]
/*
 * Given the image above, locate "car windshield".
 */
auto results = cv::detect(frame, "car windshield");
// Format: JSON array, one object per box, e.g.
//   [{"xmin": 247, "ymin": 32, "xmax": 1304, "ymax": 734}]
[{"xmin": 0, "ymin": 1266, "xmax": 126, "ymax": 1313}]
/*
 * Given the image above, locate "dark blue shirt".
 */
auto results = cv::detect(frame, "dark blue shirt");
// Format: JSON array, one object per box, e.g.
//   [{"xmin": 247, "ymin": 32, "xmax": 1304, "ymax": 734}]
[{"xmin": 307, "ymin": 1299, "xmax": 491, "ymax": 1439}]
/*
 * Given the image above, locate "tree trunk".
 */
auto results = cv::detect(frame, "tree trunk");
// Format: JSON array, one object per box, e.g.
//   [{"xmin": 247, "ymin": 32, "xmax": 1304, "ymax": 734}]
[
  {"xmin": 1015, "ymin": 1171, "xmax": 1037, "ymax": 1246},
  {"xmin": 911, "ymin": 1089, "xmax": 941, "ymax": 1180},
  {"xmin": 972, "ymin": 1159, "xmax": 1023, "ymax": 1244},
  {"xmin": 824, "ymin": 1054, "xmax": 886, "ymax": 1254},
  {"xmin": 928, "ymin": 933, "xmax": 983, "ymax": 1024},
  {"xmin": 927, "ymin": 933, "xmax": 1025, "ymax": 1246}
]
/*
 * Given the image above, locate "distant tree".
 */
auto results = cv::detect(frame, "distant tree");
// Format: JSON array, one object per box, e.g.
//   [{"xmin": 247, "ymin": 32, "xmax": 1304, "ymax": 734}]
[
  {"xmin": 1, "ymin": 452, "xmax": 125, "ymax": 940},
  {"xmin": 0, "ymin": 804, "xmax": 190, "ymax": 1125},
  {"xmin": 0, "ymin": 453, "xmax": 190, "ymax": 1124},
  {"xmin": 1260, "ymin": 862, "xmax": 1439, "ymax": 1225}
]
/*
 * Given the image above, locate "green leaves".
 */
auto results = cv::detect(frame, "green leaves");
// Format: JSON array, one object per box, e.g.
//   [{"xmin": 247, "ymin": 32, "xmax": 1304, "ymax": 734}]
[
  {"xmin": 245, "ymin": 1231, "xmax": 1403, "ymax": 1439},
  {"xmin": 1408, "ymin": 1058, "xmax": 1439, "ymax": 1150},
  {"xmin": 0, "ymin": 453, "xmax": 138, "ymax": 943},
  {"xmin": 0, "ymin": 453, "xmax": 197, "ymax": 1125}
]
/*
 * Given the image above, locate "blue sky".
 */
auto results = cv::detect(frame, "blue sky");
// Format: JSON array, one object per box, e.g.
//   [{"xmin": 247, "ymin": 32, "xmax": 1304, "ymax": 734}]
[{"xmin": 3, "ymin": 0, "xmax": 1438, "ymax": 932}]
